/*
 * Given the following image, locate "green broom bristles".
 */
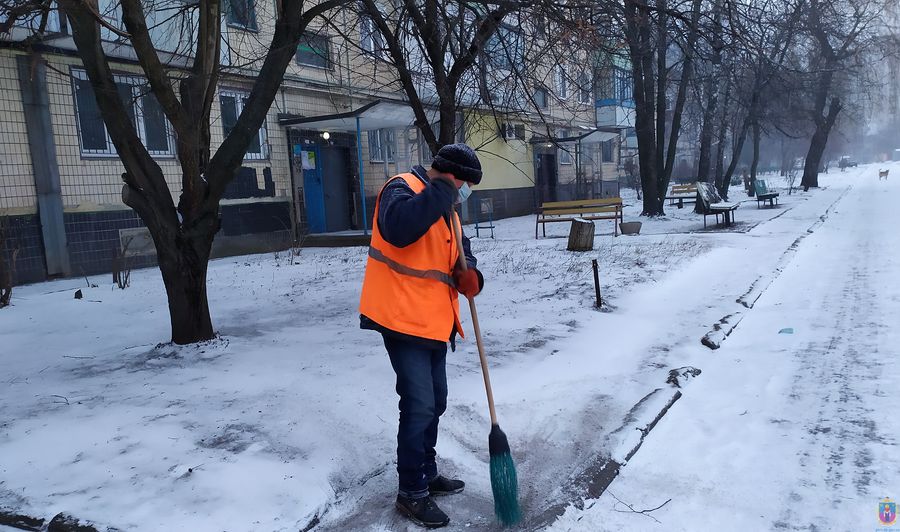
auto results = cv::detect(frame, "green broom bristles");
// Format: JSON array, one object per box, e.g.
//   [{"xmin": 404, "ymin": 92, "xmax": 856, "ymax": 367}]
[{"xmin": 489, "ymin": 424, "xmax": 521, "ymax": 526}]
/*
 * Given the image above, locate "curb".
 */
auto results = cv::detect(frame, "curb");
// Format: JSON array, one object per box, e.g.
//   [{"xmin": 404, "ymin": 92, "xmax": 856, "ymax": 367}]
[
  {"xmin": 0, "ymin": 511, "xmax": 107, "ymax": 532},
  {"xmin": 529, "ymin": 368, "xmax": 701, "ymax": 530},
  {"xmin": 700, "ymin": 186, "xmax": 850, "ymax": 350}
]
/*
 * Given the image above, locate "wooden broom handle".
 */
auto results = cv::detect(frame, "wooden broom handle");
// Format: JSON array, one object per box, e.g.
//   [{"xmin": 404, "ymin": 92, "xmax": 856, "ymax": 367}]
[{"xmin": 452, "ymin": 213, "xmax": 498, "ymax": 425}]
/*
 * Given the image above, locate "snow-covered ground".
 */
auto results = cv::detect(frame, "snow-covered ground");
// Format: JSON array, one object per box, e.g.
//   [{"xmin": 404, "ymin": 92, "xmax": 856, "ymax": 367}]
[
  {"xmin": 548, "ymin": 164, "xmax": 900, "ymax": 531},
  {"xmin": 1, "ymin": 165, "xmax": 894, "ymax": 531}
]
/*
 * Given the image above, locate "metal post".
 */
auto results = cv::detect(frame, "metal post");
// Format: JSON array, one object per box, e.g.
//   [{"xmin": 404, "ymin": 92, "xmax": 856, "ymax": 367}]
[
  {"xmin": 592, "ymin": 259, "xmax": 602, "ymax": 308},
  {"xmin": 356, "ymin": 116, "xmax": 369, "ymax": 235}
]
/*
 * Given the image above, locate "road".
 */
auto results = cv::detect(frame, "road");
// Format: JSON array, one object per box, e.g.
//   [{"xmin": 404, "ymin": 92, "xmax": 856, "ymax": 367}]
[{"xmin": 549, "ymin": 167, "xmax": 900, "ymax": 531}]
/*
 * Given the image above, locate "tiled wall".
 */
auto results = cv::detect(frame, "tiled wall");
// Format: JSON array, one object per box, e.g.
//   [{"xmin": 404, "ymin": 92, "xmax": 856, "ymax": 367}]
[
  {"xmin": 1, "ymin": 214, "xmax": 45, "ymax": 283},
  {"xmin": 464, "ymin": 186, "xmax": 536, "ymax": 225},
  {"xmin": 64, "ymin": 209, "xmax": 156, "ymax": 277},
  {"xmin": 61, "ymin": 201, "xmax": 291, "ymax": 278},
  {"xmin": 0, "ymin": 51, "xmax": 37, "ymax": 212}
]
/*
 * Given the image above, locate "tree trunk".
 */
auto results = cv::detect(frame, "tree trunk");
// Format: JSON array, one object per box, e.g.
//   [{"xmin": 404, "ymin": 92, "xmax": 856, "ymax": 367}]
[
  {"xmin": 749, "ymin": 120, "xmax": 761, "ymax": 195},
  {"xmin": 713, "ymin": 113, "xmax": 728, "ymax": 197},
  {"xmin": 156, "ymin": 232, "xmax": 215, "ymax": 344},
  {"xmin": 655, "ymin": 0, "xmax": 667, "ymax": 186},
  {"xmin": 697, "ymin": 0, "xmax": 723, "ymax": 184},
  {"xmin": 722, "ymin": 113, "xmax": 751, "ymax": 197},
  {"xmin": 697, "ymin": 81, "xmax": 718, "ymax": 183},
  {"xmin": 801, "ymin": 97, "xmax": 841, "ymax": 189},
  {"xmin": 625, "ymin": 0, "xmax": 661, "ymax": 216}
]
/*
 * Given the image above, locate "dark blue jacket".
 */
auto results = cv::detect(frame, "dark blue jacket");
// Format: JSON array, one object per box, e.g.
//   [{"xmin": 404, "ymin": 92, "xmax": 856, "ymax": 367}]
[{"xmin": 361, "ymin": 165, "xmax": 482, "ymax": 349}]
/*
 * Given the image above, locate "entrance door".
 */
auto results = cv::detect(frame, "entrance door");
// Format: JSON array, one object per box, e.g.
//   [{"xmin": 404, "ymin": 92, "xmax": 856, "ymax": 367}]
[
  {"xmin": 320, "ymin": 146, "xmax": 352, "ymax": 232},
  {"xmin": 536, "ymin": 153, "xmax": 558, "ymax": 203},
  {"xmin": 300, "ymin": 145, "xmax": 326, "ymax": 233}
]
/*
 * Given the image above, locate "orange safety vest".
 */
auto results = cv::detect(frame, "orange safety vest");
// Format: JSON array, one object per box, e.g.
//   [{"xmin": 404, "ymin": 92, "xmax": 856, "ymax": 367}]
[{"xmin": 359, "ymin": 173, "xmax": 464, "ymax": 343}]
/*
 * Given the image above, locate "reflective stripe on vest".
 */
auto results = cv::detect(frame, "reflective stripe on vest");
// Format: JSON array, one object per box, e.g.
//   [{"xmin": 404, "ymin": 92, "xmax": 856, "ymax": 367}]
[{"xmin": 367, "ymin": 246, "xmax": 456, "ymax": 288}]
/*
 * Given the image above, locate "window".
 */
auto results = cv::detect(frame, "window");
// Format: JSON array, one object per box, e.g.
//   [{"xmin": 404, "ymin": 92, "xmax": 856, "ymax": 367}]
[
  {"xmin": 72, "ymin": 70, "xmax": 174, "ymax": 157},
  {"xmin": 558, "ymin": 129, "xmax": 572, "ymax": 164},
  {"xmin": 485, "ymin": 26, "xmax": 522, "ymax": 71},
  {"xmin": 486, "ymin": 33, "xmax": 509, "ymax": 70},
  {"xmin": 296, "ymin": 33, "xmax": 331, "ymax": 69},
  {"xmin": 499, "ymin": 122, "xmax": 525, "ymax": 140},
  {"xmin": 227, "ymin": 0, "xmax": 257, "ymax": 30},
  {"xmin": 578, "ymin": 72, "xmax": 592, "ymax": 104},
  {"xmin": 534, "ymin": 86, "xmax": 549, "ymax": 110},
  {"xmin": 368, "ymin": 129, "xmax": 395, "ymax": 162},
  {"xmin": 535, "ymin": 15, "xmax": 547, "ymax": 38},
  {"xmin": 556, "ymin": 65, "xmax": 568, "ymax": 100},
  {"xmin": 361, "ymin": 16, "xmax": 385, "ymax": 58},
  {"xmin": 219, "ymin": 91, "xmax": 268, "ymax": 160},
  {"xmin": 615, "ymin": 68, "xmax": 633, "ymax": 102},
  {"xmin": 601, "ymin": 139, "xmax": 614, "ymax": 162}
]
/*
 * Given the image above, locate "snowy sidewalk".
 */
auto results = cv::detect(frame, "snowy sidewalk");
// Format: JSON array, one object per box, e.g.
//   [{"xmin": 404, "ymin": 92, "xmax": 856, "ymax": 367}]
[{"xmin": 546, "ymin": 165, "xmax": 900, "ymax": 531}]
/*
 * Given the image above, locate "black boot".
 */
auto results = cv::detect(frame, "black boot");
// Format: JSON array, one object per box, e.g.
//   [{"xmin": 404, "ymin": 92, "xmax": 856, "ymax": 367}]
[
  {"xmin": 428, "ymin": 475, "xmax": 465, "ymax": 496},
  {"xmin": 395, "ymin": 495, "xmax": 450, "ymax": 528}
]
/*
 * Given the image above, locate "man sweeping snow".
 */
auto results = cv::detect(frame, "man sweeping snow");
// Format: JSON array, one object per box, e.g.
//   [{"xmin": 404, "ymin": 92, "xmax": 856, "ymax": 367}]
[{"xmin": 359, "ymin": 143, "xmax": 485, "ymax": 528}]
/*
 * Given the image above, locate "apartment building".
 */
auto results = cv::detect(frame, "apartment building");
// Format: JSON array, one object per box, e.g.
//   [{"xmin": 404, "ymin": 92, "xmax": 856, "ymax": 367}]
[{"xmin": 0, "ymin": 2, "xmax": 628, "ymax": 285}]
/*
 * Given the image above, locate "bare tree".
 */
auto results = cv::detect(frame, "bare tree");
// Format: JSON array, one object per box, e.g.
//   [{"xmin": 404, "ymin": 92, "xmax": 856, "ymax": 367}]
[
  {"xmin": 798, "ymin": 0, "xmax": 886, "ymax": 189},
  {"xmin": 619, "ymin": 0, "xmax": 703, "ymax": 216},
  {"xmin": 323, "ymin": 0, "xmax": 601, "ymax": 162},
  {"xmin": 5, "ymin": 0, "xmax": 348, "ymax": 343}
]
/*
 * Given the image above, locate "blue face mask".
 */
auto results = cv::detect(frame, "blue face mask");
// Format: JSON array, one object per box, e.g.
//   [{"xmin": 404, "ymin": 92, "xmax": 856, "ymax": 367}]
[{"xmin": 457, "ymin": 183, "xmax": 472, "ymax": 204}]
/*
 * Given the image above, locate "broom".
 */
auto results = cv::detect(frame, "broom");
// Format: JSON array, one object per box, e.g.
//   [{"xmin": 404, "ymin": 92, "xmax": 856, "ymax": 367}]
[{"xmin": 452, "ymin": 217, "xmax": 521, "ymax": 526}]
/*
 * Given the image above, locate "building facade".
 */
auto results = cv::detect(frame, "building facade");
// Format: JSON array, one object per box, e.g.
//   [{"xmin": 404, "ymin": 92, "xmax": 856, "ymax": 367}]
[{"xmin": 1, "ymin": 3, "xmax": 628, "ymax": 285}]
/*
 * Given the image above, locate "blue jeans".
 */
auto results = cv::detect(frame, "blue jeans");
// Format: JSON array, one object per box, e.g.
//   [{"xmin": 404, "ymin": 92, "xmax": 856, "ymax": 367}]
[{"xmin": 383, "ymin": 335, "xmax": 448, "ymax": 499}]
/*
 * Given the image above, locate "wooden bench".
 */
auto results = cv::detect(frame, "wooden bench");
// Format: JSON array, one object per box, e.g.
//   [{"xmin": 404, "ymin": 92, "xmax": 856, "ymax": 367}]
[
  {"xmin": 753, "ymin": 179, "xmax": 779, "ymax": 208},
  {"xmin": 666, "ymin": 183, "xmax": 698, "ymax": 208},
  {"xmin": 536, "ymin": 197, "xmax": 624, "ymax": 238},
  {"xmin": 696, "ymin": 182, "xmax": 739, "ymax": 228}
]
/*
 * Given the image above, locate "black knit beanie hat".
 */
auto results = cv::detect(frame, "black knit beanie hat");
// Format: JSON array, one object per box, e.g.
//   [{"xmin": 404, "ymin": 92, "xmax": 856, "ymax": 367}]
[{"xmin": 431, "ymin": 143, "xmax": 483, "ymax": 185}]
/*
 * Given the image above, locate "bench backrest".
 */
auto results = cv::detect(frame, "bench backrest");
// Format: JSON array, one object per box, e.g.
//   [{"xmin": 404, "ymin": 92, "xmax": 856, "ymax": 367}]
[
  {"xmin": 541, "ymin": 197, "xmax": 622, "ymax": 213},
  {"xmin": 695, "ymin": 182, "xmax": 722, "ymax": 212},
  {"xmin": 754, "ymin": 179, "xmax": 769, "ymax": 195},
  {"xmin": 671, "ymin": 184, "xmax": 698, "ymax": 195}
]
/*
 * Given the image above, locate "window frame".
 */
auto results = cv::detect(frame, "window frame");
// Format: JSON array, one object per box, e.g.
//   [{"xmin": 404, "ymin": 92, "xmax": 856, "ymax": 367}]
[
  {"xmin": 368, "ymin": 129, "xmax": 395, "ymax": 163},
  {"xmin": 219, "ymin": 89, "xmax": 269, "ymax": 160},
  {"xmin": 601, "ymin": 139, "xmax": 615, "ymax": 162},
  {"xmin": 296, "ymin": 32, "xmax": 332, "ymax": 69},
  {"xmin": 558, "ymin": 129, "xmax": 573, "ymax": 165},
  {"xmin": 71, "ymin": 68, "xmax": 176, "ymax": 158},
  {"xmin": 499, "ymin": 122, "xmax": 526, "ymax": 141},
  {"xmin": 226, "ymin": 0, "xmax": 258, "ymax": 31},
  {"xmin": 556, "ymin": 65, "xmax": 569, "ymax": 100},
  {"xmin": 578, "ymin": 72, "xmax": 592, "ymax": 104},
  {"xmin": 360, "ymin": 16, "xmax": 386, "ymax": 59},
  {"xmin": 615, "ymin": 68, "xmax": 633, "ymax": 102},
  {"xmin": 534, "ymin": 86, "xmax": 549, "ymax": 110}
]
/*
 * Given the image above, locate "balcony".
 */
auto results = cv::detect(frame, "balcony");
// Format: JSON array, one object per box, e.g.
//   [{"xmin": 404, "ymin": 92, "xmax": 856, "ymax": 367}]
[{"xmin": 596, "ymin": 99, "xmax": 635, "ymax": 128}]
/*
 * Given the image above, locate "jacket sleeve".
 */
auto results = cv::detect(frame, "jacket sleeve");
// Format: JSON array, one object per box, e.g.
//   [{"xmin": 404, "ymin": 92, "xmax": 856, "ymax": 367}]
[
  {"xmin": 461, "ymin": 229, "xmax": 484, "ymax": 291},
  {"xmin": 461, "ymin": 231, "xmax": 477, "ymax": 269},
  {"xmin": 378, "ymin": 178, "xmax": 457, "ymax": 248}
]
